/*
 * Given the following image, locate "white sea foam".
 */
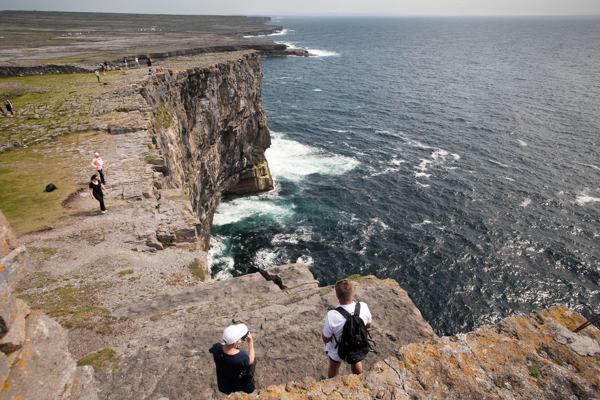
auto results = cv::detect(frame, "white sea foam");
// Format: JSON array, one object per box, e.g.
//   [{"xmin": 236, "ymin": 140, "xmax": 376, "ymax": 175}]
[
  {"xmin": 208, "ymin": 236, "xmax": 235, "ymax": 280},
  {"xmin": 432, "ymin": 149, "xmax": 449, "ymax": 161},
  {"xmin": 244, "ymin": 29, "xmax": 291, "ymax": 38},
  {"xmin": 576, "ymin": 194, "xmax": 600, "ymax": 205},
  {"xmin": 415, "ymin": 172, "xmax": 431, "ymax": 178},
  {"xmin": 296, "ymin": 255, "xmax": 314, "ymax": 267},
  {"xmin": 307, "ymin": 49, "xmax": 339, "ymax": 57},
  {"xmin": 416, "ymin": 182, "xmax": 430, "ymax": 188},
  {"xmin": 266, "ymin": 132, "xmax": 360, "ymax": 181},
  {"xmin": 271, "ymin": 231, "xmax": 312, "ymax": 245},
  {"xmin": 372, "ymin": 167, "xmax": 399, "ymax": 177},
  {"xmin": 504, "ymin": 177, "xmax": 515, "ymax": 181},
  {"xmin": 489, "ymin": 159, "xmax": 509, "ymax": 168},
  {"xmin": 520, "ymin": 198, "xmax": 532, "ymax": 207},
  {"xmin": 416, "ymin": 159, "xmax": 433, "ymax": 171},
  {"xmin": 275, "ymin": 41, "xmax": 298, "ymax": 49},
  {"xmin": 313, "ymin": 88, "xmax": 322, "ymax": 92},
  {"xmin": 254, "ymin": 248, "xmax": 280, "ymax": 269},
  {"xmin": 336, "ymin": 130, "xmax": 348, "ymax": 133},
  {"xmin": 392, "ymin": 159, "xmax": 407, "ymax": 165},
  {"xmin": 212, "ymin": 198, "xmax": 293, "ymax": 226},
  {"xmin": 411, "ymin": 220, "xmax": 433, "ymax": 228},
  {"xmin": 518, "ymin": 139, "xmax": 528, "ymax": 147}
]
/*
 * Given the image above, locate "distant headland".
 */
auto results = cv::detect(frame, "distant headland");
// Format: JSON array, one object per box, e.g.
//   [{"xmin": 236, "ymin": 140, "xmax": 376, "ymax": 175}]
[{"xmin": 0, "ymin": 10, "xmax": 308, "ymax": 73}]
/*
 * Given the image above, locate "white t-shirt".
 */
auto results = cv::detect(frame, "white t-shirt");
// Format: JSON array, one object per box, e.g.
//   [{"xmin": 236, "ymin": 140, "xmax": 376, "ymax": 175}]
[{"xmin": 323, "ymin": 302, "xmax": 372, "ymax": 362}]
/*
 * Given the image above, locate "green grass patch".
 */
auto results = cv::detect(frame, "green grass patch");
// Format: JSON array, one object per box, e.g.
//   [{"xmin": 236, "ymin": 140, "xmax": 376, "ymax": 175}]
[
  {"xmin": 77, "ymin": 348, "xmax": 121, "ymax": 372},
  {"xmin": 0, "ymin": 140, "xmax": 83, "ymax": 234},
  {"xmin": 154, "ymin": 102, "xmax": 172, "ymax": 131},
  {"xmin": 553, "ymin": 357, "xmax": 564, "ymax": 366},
  {"xmin": 251, "ymin": 300, "xmax": 267, "ymax": 306},
  {"xmin": 150, "ymin": 313, "xmax": 162, "ymax": 322},
  {"xmin": 28, "ymin": 246, "xmax": 57, "ymax": 260},
  {"xmin": 528, "ymin": 365, "xmax": 540, "ymax": 378},
  {"xmin": 63, "ymin": 306, "xmax": 111, "ymax": 330},
  {"xmin": 347, "ymin": 274, "xmax": 364, "ymax": 284},
  {"xmin": 188, "ymin": 259, "xmax": 206, "ymax": 281},
  {"xmin": 18, "ymin": 283, "xmax": 115, "ymax": 332},
  {"xmin": 117, "ymin": 269, "xmax": 134, "ymax": 277},
  {"xmin": 320, "ymin": 290, "xmax": 329, "ymax": 296},
  {"xmin": 165, "ymin": 195, "xmax": 188, "ymax": 201},
  {"xmin": 145, "ymin": 155, "xmax": 159, "ymax": 163}
]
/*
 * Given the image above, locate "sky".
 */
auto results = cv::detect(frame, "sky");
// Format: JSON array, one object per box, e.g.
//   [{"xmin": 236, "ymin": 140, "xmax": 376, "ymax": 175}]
[{"xmin": 0, "ymin": 0, "xmax": 599, "ymax": 17}]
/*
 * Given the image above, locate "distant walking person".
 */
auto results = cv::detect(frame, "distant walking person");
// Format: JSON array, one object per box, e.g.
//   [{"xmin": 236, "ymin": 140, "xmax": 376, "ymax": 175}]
[
  {"xmin": 124, "ymin": 57, "xmax": 128, "ymax": 69},
  {"xmin": 147, "ymin": 57, "xmax": 152, "ymax": 67},
  {"xmin": 95, "ymin": 70, "xmax": 100, "ymax": 83},
  {"xmin": 322, "ymin": 279, "xmax": 373, "ymax": 378},
  {"xmin": 135, "ymin": 56, "xmax": 139, "ymax": 67},
  {"xmin": 89, "ymin": 174, "xmax": 108, "ymax": 213},
  {"xmin": 2, "ymin": 97, "xmax": 14, "ymax": 117},
  {"xmin": 91, "ymin": 152, "xmax": 106, "ymax": 184},
  {"xmin": 209, "ymin": 324, "xmax": 256, "ymax": 395}
]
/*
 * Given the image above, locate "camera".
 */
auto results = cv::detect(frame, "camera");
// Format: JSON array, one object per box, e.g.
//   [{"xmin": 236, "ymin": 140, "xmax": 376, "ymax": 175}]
[{"xmin": 241, "ymin": 332, "xmax": 249, "ymax": 342}]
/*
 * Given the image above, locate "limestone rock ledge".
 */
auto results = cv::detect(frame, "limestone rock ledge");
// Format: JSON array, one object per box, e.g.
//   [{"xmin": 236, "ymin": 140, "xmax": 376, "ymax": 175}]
[
  {"xmin": 0, "ymin": 210, "xmax": 98, "ymax": 400},
  {"xmin": 231, "ymin": 305, "xmax": 600, "ymax": 400}
]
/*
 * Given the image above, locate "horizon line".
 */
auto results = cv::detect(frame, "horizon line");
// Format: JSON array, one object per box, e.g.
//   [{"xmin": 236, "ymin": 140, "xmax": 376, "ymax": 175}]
[{"xmin": 1, "ymin": 9, "xmax": 599, "ymax": 18}]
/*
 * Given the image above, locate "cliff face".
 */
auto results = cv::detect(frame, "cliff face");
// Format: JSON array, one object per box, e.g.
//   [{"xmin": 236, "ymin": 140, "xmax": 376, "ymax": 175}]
[{"xmin": 139, "ymin": 52, "xmax": 273, "ymax": 251}]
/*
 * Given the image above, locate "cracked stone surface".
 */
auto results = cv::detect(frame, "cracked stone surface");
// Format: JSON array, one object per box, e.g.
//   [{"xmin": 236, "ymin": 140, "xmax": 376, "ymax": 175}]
[
  {"xmin": 236, "ymin": 305, "xmax": 600, "ymax": 400},
  {"xmin": 92, "ymin": 265, "xmax": 436, "ymax": 400}
]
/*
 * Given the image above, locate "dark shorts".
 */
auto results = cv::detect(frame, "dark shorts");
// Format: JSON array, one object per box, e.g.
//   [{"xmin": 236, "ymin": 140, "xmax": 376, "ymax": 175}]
[{"xmin": 326, "ymin": 351, "xmax": 341, "ymax": 364}]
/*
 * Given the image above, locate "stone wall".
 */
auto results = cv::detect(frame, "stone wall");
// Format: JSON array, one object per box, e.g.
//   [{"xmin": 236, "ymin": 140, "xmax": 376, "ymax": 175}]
[
  {"xmin": 140, "ymin": 52, "xmax": 274, "ymax": 251},
  {"xmin": 0, "ymin": 210, "xmax": 98, "ymax": 400},
  {"xmin": 0, "ymin": 64, "xmax": 96, "ymax": 77}
]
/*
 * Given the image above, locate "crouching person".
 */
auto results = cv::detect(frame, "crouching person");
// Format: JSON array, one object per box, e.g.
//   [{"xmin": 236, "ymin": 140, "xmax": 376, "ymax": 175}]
[{"xmin": 209, "ymin": 324, "xmax": 256, "ymax": 395}]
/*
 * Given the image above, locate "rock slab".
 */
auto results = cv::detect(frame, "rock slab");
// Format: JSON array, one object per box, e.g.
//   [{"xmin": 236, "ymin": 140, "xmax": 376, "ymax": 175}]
[
  {"xmin": 0, "ymin": 210, "xmax": 98, "ymax": 400},
  {"xmin": 238, "ymin": 305, "xmax": 600, "ymax": 400},
  {"xmin": 96, "ymin": 264, "xmax": 436, "ymax": 399}
]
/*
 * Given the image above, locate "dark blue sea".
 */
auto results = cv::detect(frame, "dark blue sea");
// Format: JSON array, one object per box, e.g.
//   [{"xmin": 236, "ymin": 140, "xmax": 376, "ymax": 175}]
[{"xmin": 210, "ymin": 16, "xmax": 600, "ymax": 335}]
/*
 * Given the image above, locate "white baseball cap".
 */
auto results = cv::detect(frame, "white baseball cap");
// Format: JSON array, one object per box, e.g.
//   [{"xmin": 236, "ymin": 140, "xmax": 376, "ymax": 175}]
[
  {"xmin": 222, "ymin": 324, "xmax": 248, "ymax": 345},
  {"xmin": 94, "ymin": 152, "xmax": 99, "ymax": 156}
]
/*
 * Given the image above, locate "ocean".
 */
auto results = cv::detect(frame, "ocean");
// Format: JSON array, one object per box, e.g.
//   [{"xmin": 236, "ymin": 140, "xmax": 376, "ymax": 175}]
[{"xmin": 209, "ymin": 16, "xmax": 600, "ymax": 335}]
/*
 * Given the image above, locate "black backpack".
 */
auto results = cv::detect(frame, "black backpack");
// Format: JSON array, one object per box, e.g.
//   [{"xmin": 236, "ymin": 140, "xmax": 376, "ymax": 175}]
[{"xmin": 332, "ymin": 303, "xmax": 376, "ymax": 364}]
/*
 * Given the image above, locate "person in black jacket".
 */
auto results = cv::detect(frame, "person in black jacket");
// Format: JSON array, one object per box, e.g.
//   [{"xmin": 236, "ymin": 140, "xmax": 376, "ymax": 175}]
[
  {"xmin": 88, "ymin": 174, "xmax": 108, "ymax": 213},
  {"xmin": 209, "ymin": 324, "xmax": 255, "ymax": 394}
]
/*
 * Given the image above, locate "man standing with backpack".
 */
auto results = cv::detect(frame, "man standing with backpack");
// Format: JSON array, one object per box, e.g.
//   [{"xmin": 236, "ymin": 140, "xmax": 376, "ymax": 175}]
[{"xmin": 322, "ymin": 279, "xmax": 374, "ymax": 378}]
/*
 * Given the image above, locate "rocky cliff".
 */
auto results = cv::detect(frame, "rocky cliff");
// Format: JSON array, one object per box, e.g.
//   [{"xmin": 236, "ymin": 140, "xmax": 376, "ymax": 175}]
[
  {"xmin": 0, "ymin": 210, "xmax": 98, "ymax": 400},
  {"xmin": 230, "ymin": 305, "xmax": 600, "ymax": 400},
  {"xmin": 140, "ymin": 52, "xmax": 273, "ymax": 252},
  {"xmin": 4, "ymin": 50, "xmax": 600, "ymax": 400}
]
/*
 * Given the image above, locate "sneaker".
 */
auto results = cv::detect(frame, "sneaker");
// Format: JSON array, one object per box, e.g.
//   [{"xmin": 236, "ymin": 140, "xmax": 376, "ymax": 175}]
[{"xmin": 101, "ymin": 211, "xmax": 107, "ymax": 214}]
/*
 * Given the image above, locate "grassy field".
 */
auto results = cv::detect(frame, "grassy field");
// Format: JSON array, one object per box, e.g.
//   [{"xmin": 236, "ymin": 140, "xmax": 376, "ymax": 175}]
[{"xmin": 0, "ymin": 71, "xmax": 132, "ymax": 234}]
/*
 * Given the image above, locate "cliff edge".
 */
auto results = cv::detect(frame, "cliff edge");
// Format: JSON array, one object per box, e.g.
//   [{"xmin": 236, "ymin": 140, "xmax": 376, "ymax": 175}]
[
  {"xmin": 235, "ymin": 305, "xmax": 600, "ymax": 400},
  {"xmin": 0, "ymin": 210, "xmax": 98, "ymax": 400}
]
